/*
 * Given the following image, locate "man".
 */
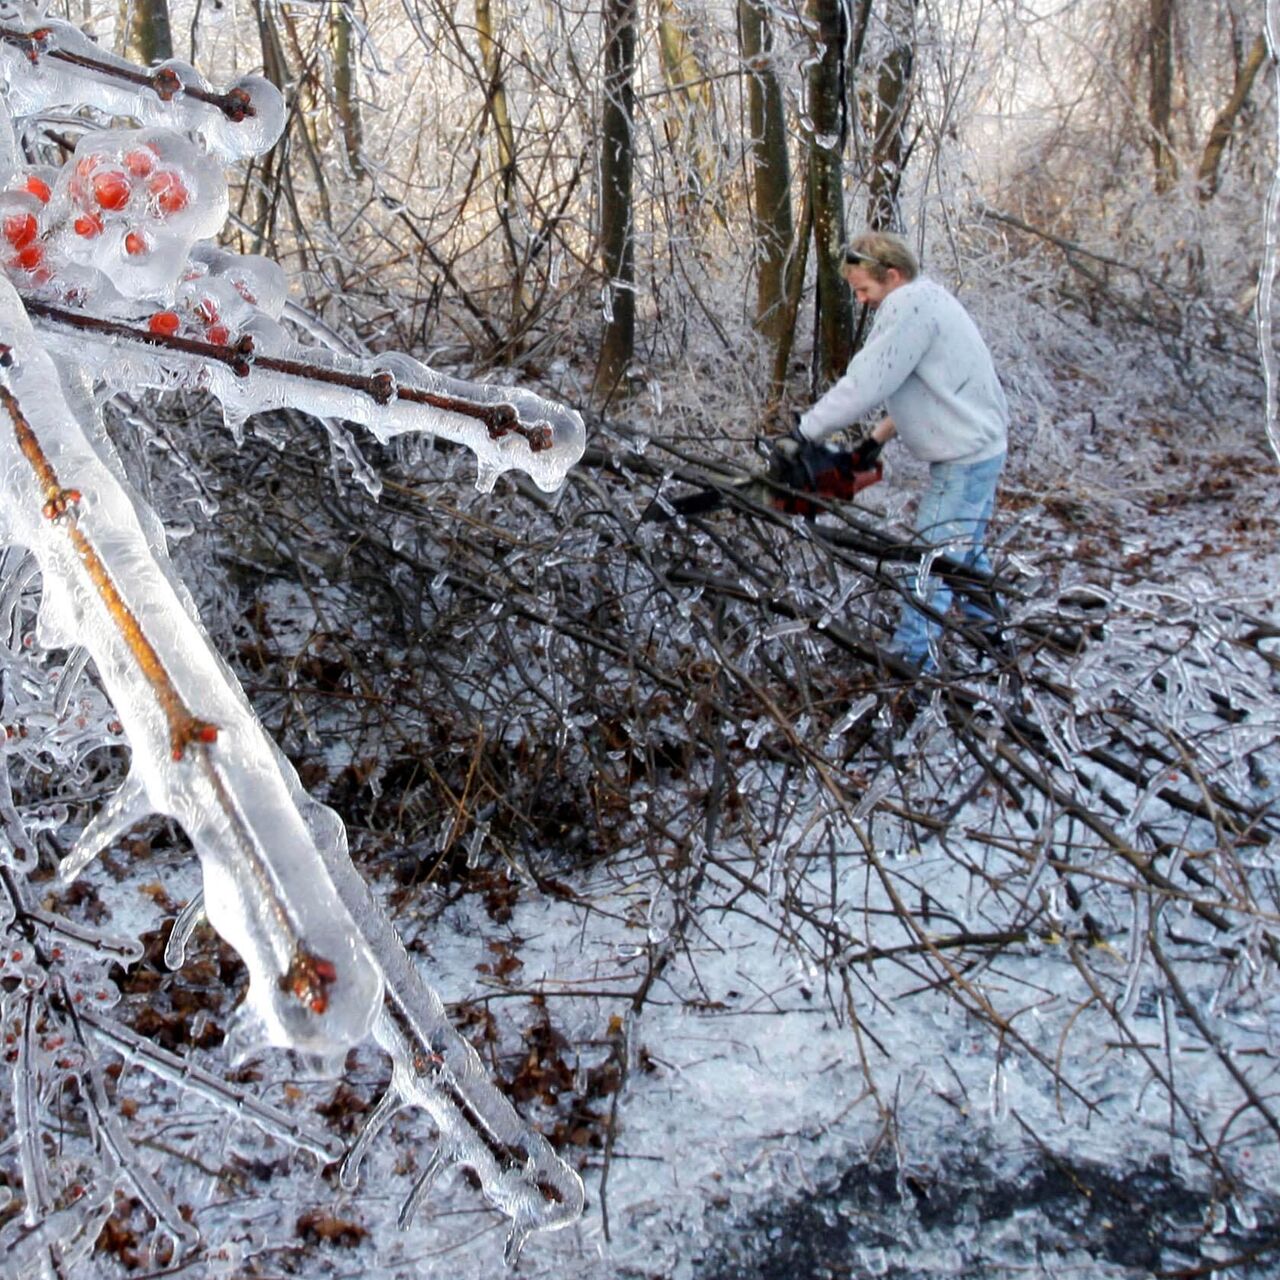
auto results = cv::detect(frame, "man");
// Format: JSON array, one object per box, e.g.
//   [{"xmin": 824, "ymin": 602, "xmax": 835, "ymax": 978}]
[{"xmin": 783, "ymin": 230, "xmax": 1009, "ymax": 670}]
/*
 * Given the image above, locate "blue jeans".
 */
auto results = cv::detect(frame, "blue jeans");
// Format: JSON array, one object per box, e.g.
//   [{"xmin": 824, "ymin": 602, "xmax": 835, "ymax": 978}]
[{"xmin": 890, "ymin": 452, "xmax": 1005, "ymax": 669}]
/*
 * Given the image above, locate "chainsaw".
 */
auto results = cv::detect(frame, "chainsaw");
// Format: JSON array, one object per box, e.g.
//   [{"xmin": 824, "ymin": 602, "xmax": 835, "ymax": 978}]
[{"xmin": 642, "ymin": 438, "xmax": 883, "ymax": 522}]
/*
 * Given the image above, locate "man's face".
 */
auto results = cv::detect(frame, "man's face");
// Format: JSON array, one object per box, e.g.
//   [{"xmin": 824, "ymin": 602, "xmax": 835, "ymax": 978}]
[{"xmin": 843, "ymin": 264, "xmax": 902, "ymax": 307}]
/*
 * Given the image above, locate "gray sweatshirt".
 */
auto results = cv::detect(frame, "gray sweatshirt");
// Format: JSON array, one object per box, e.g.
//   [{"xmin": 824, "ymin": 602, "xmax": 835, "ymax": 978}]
[{"xmin": 798, "ymin": 278, "xmax": 1008, "ymax": 464}]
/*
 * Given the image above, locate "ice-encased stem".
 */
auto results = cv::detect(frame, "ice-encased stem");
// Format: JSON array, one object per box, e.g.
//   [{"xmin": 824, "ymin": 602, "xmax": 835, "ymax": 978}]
[
  {"xmin": 80, "ymin": 1008, "xmax": 345, "ymax": 1161},
  {"xmin": 15, "ymin": 992, "xmax": 52, "ymax": 1227},
  {"xmin": 329, "ymin": 847, "xmax": 585, "ymax": 1237},
  {"xmin": 0, "ymin": 286, "xmax": 385, "ymax": 1059},
  {"xmin": 75, "ymin": 1023, "xmax": 199, "ymax": 1252},
  {"xmin": 1260, "ymin": 0, "xmax": 1280, "ymax": 464}
]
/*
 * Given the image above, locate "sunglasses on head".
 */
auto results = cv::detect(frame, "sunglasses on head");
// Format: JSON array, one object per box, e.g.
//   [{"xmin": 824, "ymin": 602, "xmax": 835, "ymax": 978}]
[{"xmin": 844, "ymin": 250, "xmax": 888, "ymax": 268}]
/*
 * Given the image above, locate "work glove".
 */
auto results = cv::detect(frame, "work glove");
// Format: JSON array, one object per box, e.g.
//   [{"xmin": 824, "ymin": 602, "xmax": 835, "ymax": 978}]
[
  {"xmin": 768, "ymin": 420, "xmax": 811, "ymax": 491},
  {"xmin": 850, "ymin": 435, "xmax": 883, "ymax": 470}
]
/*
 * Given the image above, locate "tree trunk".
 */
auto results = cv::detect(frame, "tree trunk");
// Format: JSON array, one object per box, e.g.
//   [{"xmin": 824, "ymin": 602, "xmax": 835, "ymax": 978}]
[
  {"xmin": 331, "ymin": 0, "xmax": 365, "ymax": 181},
  {"xmin": 476, "ymin": 0, "xmax": 524, "ymax": 323},
  {"xmin": 866, "ymin": 0, "xmax": 916, "ymax": 230},
  {"xmin": 593, "ymin": 0, "xmax": 638, "ymax": 406},
  {"xmin": 246, "ymin": 0, "xmax": 293, "ymax": 254},
  {"xmin": 770, "ymin": 182, "xmax": 812, "ymax": 402},
  {"xmin": 122, "ymin": 0, "xmax": 173, "ymax": 65},
  {"xmin": 1147, "ymin": 0, "xmax": 1177, "ymax": 192},
  {"xmin": 806, "ymin": 0, "xmax": 852, "ymax": 387},
  {"xmin": 739, "ymin": 0, "xmax": 794, "ymax": 354},
  {"xmin": 476, "ymin": 0, "xmax": 517, "ymax": 192},
  {"xmin": 1197, "ymin": 32, "xmax": 1267, "ymax": 200}
]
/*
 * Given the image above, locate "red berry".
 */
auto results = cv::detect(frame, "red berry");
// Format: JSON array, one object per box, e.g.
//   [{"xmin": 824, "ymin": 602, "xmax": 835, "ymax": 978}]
[
  {"xmin": 195, "ymin": 298, "xmax": 219, "ymax": 325},
  {"xmin": 124, "ymin": 230, "xmax": 149, "ymax": 256},
  {"xmin": 3, "ymin": 213, "xmax": 36, "ymax": 249},
  {"xmin": 198, "ymin": 724, "xmax": 219, "ymax": 743},
  {"xmin": 148, "ymin": 171, "xmax": 188, "ymax": 215},
  {"xmin": 13, "ymin": 243, "xmax": 44, "ymax": 271},
  {"xmin": 206, "ymin": 324, "xmax": 229, "ymax": 345},
  {"xmin": 24, "ymin": 176, "xmax": 51, "ymax": 203},
  {"xmin": 148, "ymin": 310, "xmax": 181, "ymax": 336},
  {"xmin": 74, "ymin": 211, "xmax": 104, "ymax": 238},
  {"xmin": 124, "ymin": 149, "xmax": 156, "ymax": 178},
  {"xmin": 92, "ymin": 170, "xmax": 131, "ymax": 211}
]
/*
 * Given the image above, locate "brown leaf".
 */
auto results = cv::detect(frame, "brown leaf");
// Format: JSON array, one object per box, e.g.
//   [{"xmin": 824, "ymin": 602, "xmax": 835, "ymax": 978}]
[{"xmin": 295, "ymin": 1209, "xmax": 367, "ymax": 1248}]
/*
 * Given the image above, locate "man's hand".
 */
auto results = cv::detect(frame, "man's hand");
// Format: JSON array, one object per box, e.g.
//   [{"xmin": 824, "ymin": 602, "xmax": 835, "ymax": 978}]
[
  {"xmin": 850, "ymin": 435, "xmax": 883, "ymax": 470},
  {"xmin": 768, "ymin": 422, "xmax": 810, "ymax": 490}
]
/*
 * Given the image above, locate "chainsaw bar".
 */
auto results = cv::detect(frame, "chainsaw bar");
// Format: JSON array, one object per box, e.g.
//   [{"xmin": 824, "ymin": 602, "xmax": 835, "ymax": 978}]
[
  {"xmin": 642, "ymin": 461, "xmax": 882, "ymax": 523},
  {"xmin": 642, "ymin": 474, "xmax": 766, "ymax": 522}
]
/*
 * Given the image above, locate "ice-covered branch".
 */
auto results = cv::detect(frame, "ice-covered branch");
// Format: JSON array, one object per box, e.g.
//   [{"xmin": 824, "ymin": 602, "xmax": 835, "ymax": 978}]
[
  {"xmin": 0, "ymin": 10, "xmax": 283, "ymax": 159},
  {"xmin": 0, "ymin": 6, "xmax": 588, "ymax": 1260},
  {"xmin": 0, "ymin": 291, "xmax": 385, "ymax": 1056}
]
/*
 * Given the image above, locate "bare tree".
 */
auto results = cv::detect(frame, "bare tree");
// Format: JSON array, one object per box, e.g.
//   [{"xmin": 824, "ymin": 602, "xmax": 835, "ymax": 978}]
[
  {"xmin": 866, "ymin": 0, "xmax": 917, "ymax": 228},
  {"xmin": 594, "ymin": 0, "xmax": 639, "ymax": 404},
  {"xmin": 739, "ymin": 0, "xmax": 795, "ymax": 368},
  {"xmin": 1197, "ymin": 31, "xmax": 1268, "ymax": 198},
  {"xmin": 1146, "ymin": 0, "xmax": 1177, "ymax": 191},
  {"xmin": 656, "ymin": 0, "xmax": 722, "ymax": 217},
  {"xmin": 120, "ymin": 0, "xmax": 174, "ymax": 64},
  {"xmin": 805, "ymin": 0, "xmax": 853, "ymax": 385},
  {"xmin": 331, "ymin": 0, "xmax": 366, "ymax": 180}
]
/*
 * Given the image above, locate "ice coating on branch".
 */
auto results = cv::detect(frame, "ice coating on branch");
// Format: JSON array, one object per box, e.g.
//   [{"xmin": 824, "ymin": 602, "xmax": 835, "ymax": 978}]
[
  {"xmin": 326, "ymin": 865, "xmax": 586, "ymax": 1252},
  {"xmin": 0, "ymin": 89, "xmax": 584, "ymax": 491},
  {"xmin": 33, "ymin": 304, "xmax": 586, "ymax": 493},
  {"xmin": 0, "ymin": 279, "xmax": 383, "ymax": 1059},
  {"xmin": 0, "ymin": 9, "xmax": 284, "ymax": 159}
]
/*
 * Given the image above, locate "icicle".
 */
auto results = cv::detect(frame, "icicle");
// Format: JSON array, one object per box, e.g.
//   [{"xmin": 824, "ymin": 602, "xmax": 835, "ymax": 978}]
[
  {"xmin": 163, "ymin": 889, "xmax": 206, "ymax": 969},
  {"xmin": 764, "ymin": 618, "xmax": 809, "ymax": 640},
  {"xmin": 465, "ymin": 819, "xmax": 490, "ymax": 869},
  {"xmin": 339, "ymin": 1083, "xmax": 408, "ymax": 1190},
  {"xmin": 396, "ymin": 1144, "xmax": 449, "ymax": 1228},
  {"xmin": 854, "ymin": 771, "xmax": 896, "ymax": 820},
  {"xmin": 1234, "ymin": 1196, "xmax": 1259, "ymax": 1231},
  {"xmin": 987, "ymin": 1062, "xmax": 1008, "ymax": 1120},
  {"xmin": 1117, "ymin": 889, "xmax": 1150, "ymax": 1022},
  {"xmin": 0, "ymin": 549, "xmax": 40, "ymax": 646},
  {"xmin": 57, "ymin": 772, "xmax": 150, "ymax": 885}
]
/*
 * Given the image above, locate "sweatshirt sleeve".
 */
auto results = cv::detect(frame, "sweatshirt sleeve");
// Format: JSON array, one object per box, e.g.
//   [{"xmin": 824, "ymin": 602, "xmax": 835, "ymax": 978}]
[{"xmin": 798, "ymin": 290, "xmax": 934, "ymax": 441}]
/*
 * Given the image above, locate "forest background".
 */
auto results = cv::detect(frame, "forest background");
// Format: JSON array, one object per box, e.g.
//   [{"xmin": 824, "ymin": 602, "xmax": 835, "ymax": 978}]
[{"xmin": 1, "ymin": 0, "xmax": 1279, "ymax": 1276}]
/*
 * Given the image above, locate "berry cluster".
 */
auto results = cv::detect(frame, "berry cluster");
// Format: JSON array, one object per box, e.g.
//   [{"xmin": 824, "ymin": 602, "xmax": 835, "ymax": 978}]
[
  {"xmin": 146, "ymin": 280, "xmax": 239, "ymax": 348},
  {"xmin": 67, "ymin": 143, "xmax": 190, "ymax": 259}
]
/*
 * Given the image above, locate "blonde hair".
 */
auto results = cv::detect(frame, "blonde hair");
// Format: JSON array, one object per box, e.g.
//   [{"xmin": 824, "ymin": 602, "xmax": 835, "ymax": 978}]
[{"xmin": 844, "ymin": 231, "xmax": 919, "ymax": 282}]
